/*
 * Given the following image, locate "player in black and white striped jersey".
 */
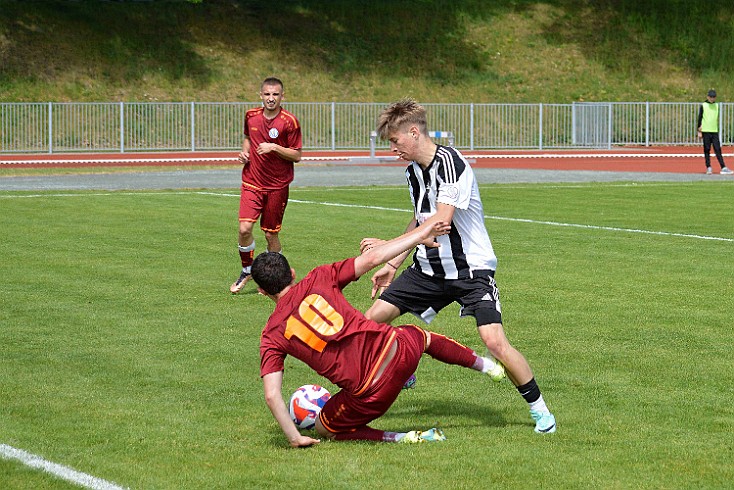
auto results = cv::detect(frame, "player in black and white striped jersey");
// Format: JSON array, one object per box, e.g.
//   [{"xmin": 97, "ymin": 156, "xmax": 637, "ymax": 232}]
[{"xmin": 362, "ymin": 98, "xmax": 556, "ymax": 434}]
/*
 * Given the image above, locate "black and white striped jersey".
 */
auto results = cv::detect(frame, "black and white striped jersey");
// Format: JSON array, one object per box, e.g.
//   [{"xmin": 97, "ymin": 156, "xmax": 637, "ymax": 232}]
[{"xmin": 405, "ymin": 145, "xmax": 497, "ymax": 279}]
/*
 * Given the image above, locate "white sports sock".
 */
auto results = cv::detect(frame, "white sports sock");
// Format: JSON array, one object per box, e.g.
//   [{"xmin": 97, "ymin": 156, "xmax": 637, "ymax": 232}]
[
  {"xmin": 238, "ymin": 241, "xmax": 255, "ymax": 253},
  {"xmin": 529, "ymin": 395, "xmax": 550, "ymax": 414}
]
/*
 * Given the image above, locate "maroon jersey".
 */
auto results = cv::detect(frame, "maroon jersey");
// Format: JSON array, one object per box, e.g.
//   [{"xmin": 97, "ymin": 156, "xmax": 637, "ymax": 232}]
[
  {"xmin": 242, "ymin": 107, "xmax": 302, "ymax": 191},
  {"xmin": 260, "ymin": 258, "xmax": 398, "ymax": 395}
]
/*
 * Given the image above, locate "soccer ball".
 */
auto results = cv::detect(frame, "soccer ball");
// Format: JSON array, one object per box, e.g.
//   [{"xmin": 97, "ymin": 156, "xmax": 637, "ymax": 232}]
[{"xmin": 289, "ymin": 384, "xmax": 331, "ymax": 430}]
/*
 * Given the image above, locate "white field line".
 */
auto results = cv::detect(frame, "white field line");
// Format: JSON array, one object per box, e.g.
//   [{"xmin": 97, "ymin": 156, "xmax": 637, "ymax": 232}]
[
  {"xmin": 288, "ymin": 198, "xmax": 734, "ymax": 242},
  {"xmin": 0, "ymin": 189, "xmax": 730, "ymax": 242},
  {"xmin": 0, "ymin": 444, "xmax": 128, "ymax": 490}
]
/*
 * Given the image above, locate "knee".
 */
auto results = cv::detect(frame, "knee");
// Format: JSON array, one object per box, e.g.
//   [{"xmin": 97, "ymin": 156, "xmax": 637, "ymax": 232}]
[
  {"xmin": 238, "ymin": 222, "xmax": 254, "ymax": 237},
  {"xmin": 478, "ymin": 323, "xmax": 510, "ymax": 356}
]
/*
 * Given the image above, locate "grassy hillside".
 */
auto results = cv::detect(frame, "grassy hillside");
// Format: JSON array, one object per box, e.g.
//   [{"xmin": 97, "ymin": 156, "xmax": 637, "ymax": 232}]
[{"xmin": 1, "ymin": 0, "xmax": 733, "ymax": 103}]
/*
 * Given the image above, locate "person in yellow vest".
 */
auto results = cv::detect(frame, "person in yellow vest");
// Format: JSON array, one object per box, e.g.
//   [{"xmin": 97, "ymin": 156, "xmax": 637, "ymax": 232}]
[{"xmin": 697, "ymin": 89, "xmax": 733, "ymax": 175}]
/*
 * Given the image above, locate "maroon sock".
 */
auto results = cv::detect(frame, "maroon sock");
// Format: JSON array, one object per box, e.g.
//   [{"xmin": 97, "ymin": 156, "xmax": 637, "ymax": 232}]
[
  {"xmin": 239, "ymin": 248, "xmax": 254, "ymax": 269},
  {"xmin": 425, "ymin": 333, "xmax": 477, "ymax": 368},
  {"xmin": 333, "ymin": 426, "xmax": 386, "ymax": 442}
]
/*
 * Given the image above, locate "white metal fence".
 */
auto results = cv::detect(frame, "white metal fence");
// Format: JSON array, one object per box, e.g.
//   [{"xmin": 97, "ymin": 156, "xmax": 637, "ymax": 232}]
[{"xmin": 1, "ymin": 101, "xmax": 731, "ymax": 153}]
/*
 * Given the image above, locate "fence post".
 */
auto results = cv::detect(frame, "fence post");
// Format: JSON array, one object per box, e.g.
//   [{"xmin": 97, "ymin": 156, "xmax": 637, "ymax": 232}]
[
  {"xmin": 48, "ymin": 102, "xmax": 53, "ymax": 153},
  {"xmin": 645, "ymin": 101, "xmax": 650, "ymax": 147},
  {"xmin": 331, "ymin": 102, "xmax": 336, "ymax": 151},
  {"xmin": 470, "ymin": 103, "xmax": 474, "ymax": 150},
  {"xmin": 538, "ymin": 103, "xmax": 543, "ymax": 150},
  {"xmin": 191, "ymin": 102, "xmax": 196, "ymax": 152},
  {"xmin": 608, "ymin": 103, "xmax": 613, "ymax": 150},
  {"xmin": 119, "ymin": 102, "xmax": 124, "ymax": 153},
  {"xmin": 720, "ymin": 103, "xmax": 725, "ymax": 145}
]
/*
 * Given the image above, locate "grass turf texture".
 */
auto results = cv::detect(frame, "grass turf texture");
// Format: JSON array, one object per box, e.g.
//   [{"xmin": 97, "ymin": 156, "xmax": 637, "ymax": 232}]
[{"xmin": 1, "ymin": 181, "xmax": 733, "ymax": 489}]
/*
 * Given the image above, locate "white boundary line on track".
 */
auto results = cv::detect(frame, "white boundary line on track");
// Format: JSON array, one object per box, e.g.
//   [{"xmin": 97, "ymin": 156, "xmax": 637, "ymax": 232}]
[
  {"xmin": 0, "ymin": 444, "xmax": 128, "ymax": 490},
  {"xmin": 4, "ymin": 151, "xmax": 734, "ymax": 165}
]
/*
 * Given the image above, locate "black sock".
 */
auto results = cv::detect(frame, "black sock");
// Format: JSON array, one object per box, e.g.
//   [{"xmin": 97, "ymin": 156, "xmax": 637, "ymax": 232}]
[{"xmin": 516, "ymin": 378, "xmax": 541, "ymax": 404}]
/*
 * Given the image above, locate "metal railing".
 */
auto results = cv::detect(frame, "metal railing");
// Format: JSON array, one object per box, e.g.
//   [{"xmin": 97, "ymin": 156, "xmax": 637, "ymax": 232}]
[{"xmin": 1, "ymin": 101, "xmax": 730, "ymax": 154}]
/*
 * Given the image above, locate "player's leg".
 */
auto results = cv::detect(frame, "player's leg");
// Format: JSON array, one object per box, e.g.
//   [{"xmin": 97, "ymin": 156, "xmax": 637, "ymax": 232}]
[
  {"xmin": 316, "ymin": 387, "xmax": 439, "ymax": 443},
  {"xmin": 478, "ymin": 322, "xmax": 555, "ymax": 433},
  {"xmin": 259, "ymin": 187, "xmax": 289, "ymax": 254},
  {"xmin": 712, "ymin": 134, "xmax": 730, "ymax": 172},
  {"xmin": 367, "ymin": 266, "xmax": 452, "ymax": 325},
  {"xmin": 423, "ymin": 328, "xmax": 505, "ymax": 381},
  {"xmin": 459, "ymin": 274, "xmax": 556, "ymax": 433},
  {"xmin": 364, "ymin": 299, "xmax": 401, "ymax": 324},
  {"xmin": 703, "ymin": 133, "xmax": 713, "ymax": 170},
  {"xmin": 231, "ymin": 186, "xmax": 262, "ymax": 293},
  {"xmin": 366, "ymin": 268, "xmax": 453, "ymax": 389},
  {"xmin": 315, "ymin": 330, "xmax": 444, "ymax": 443}
]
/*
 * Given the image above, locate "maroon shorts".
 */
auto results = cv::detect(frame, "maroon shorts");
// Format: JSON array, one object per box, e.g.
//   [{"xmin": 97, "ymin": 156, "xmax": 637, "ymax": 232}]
[
  {"xmin": 318, "ymin": 325, "xmax": 426, "ymax": 434},
  {"xmin": 239, "ymin": 185, "xmax": 289, "ymax": 233}
]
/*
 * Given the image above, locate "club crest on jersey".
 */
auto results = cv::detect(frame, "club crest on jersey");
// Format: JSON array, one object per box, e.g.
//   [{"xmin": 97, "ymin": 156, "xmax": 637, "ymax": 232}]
[
  {"xmin": 269, "ymin": 128, "xmax": 280, "ymax": 139},
  {"xmin": 443, "ymin": 185, "xmax": 459, "ymax": 200}
]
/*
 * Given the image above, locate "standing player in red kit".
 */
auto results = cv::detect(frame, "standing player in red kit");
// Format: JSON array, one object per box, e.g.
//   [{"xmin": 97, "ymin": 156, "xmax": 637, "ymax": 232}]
[
  {"xmin": 230, "ymin": 77, "xmax": 303, "ymax": 294},
  {"xmin": 252, "ymin": 220, "xmax": 506, "ymax": 447}
]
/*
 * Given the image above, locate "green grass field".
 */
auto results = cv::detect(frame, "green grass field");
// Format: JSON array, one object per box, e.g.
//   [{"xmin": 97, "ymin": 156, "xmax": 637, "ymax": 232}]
[{"xmin": 1, "ymin": 180, "xmax": 733, "ymax": 489}]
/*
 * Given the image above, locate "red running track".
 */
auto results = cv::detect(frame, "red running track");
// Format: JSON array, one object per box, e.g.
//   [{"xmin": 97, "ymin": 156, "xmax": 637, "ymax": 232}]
[{"xmin": 1, "ymin": 146, "xmax": 731, "ymax": 174}]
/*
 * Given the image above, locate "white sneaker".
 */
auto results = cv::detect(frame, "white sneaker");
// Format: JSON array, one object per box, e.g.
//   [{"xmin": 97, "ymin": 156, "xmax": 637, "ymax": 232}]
[
  {"xmin": 721, "ymin": 167, "xmax": 733, "ymax": 175},
  {"xmin": 530, "ymin": 410, "xmax": 556, "ymax": 434},
  {"xmin": 706, "ymin": 167, "xmax": 713, "ymax": 175}
]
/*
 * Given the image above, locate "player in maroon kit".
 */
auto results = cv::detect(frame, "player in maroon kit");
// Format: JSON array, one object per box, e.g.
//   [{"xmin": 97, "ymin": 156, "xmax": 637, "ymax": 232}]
[
  {"xmin": 230, "ymin": 77, "xmax": 303, "ymax": 294},
  {"xmin": 253, "ymin": 220, "xmax": 506, "ymax": 447}
]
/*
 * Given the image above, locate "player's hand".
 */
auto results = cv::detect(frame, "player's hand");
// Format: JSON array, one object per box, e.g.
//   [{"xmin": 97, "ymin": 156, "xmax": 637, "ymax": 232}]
[
  {"xmin": 237, "ymin": 151, "xmax": 249, "ymax": 164},
  {"xmin": 360, "ymin": 238, "xmax": 386, "ymax": 254},
  {"xmin": 289, "ymin": 435, "xmax": 321, "ymax": 448},
  {"xmin": 421, "ymin": 237, "xmax": 441, "ymax": 248},
  {"xmin": 426, "ymin": 220, "xmax": 450, "ymax": 238},
  {"xmin": 256, "ymin": 142, "xmax": 276, "ymax": 155},
  {"xmin": 419, "ymin": 220, "xmax": 450, "ymax": 248},
  {"xmin": 697, "ymin": 130, "xmax": 703, "ymax": 139},
  {"xmin": 371, "ymin": 267, "xmax": 394, "ymax": 299}
]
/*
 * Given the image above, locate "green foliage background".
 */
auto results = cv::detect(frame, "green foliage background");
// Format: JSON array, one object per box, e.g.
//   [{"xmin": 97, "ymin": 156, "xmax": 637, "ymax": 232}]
[{"xmin": 1, "ymin": 0, "xmax": 733, "ymax": 103}]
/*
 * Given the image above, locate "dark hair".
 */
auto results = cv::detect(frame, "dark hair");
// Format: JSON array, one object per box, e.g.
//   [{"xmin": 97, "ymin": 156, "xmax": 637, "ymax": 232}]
[
  {"xmin": 251, "ymin": 252, "xmax": 292, "ymax": 295},
  {"xmin": 261, "ymin": 77, "xmax": 284, "ymax": 91}
]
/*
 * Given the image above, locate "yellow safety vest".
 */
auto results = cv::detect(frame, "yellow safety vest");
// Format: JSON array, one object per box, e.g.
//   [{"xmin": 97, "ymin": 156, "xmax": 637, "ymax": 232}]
[{"xmin": 701, "ymin": 102, "xmax": 719, "ymax": 133}]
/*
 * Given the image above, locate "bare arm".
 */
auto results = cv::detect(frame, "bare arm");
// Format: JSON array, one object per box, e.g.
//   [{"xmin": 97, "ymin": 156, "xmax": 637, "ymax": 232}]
[
  {"xmin": 353, "ymin": 219, "xmax": 450, "ymax": 279},
  {"xmin": 238, "ymin": 136, "xmax": 251, "ymax": 164},
  {"xmin": 262, "ymin": 371, "xmax": 320, "ymax": 448},
  {"xmin": 255, "ymin": 143, "xmax": 302, "ymax": 163},
  {"xmin": 359, "ymin": 207, "xmax": 455, "ymax": 298}
]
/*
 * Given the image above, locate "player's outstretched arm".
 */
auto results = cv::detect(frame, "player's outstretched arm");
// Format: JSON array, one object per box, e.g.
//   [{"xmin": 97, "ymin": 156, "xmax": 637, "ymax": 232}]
[
  {"xmin": 354, "ymin": 220, "xmax": 450, "ymax": 279},
  {"xmin": 262, "ymin": 371, "xmax": 320, "ymax": 448}
]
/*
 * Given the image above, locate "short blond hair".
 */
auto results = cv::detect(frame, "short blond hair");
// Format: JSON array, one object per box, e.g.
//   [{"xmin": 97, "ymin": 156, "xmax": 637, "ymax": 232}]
[{"xmin": 376, "ymin": 98, "xmax": 428, "ymax": 140}]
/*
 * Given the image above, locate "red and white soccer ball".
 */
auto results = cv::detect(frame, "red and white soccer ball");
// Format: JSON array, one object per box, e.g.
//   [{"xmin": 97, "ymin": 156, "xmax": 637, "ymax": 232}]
[{"xmin": 289, "ymin": 384, "xmax": 331, "ymax": 430}]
